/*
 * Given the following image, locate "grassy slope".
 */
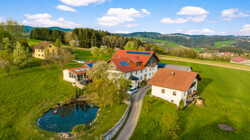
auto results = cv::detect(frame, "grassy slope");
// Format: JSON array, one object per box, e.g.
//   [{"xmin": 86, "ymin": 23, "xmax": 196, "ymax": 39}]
[
  {"xmin": 0, "ymin": 51, "xmax": 126, "ymax": 139},
  {"xmin": 214, "ymin": 40, "xmax": 237, "ymax": 48},
  {"xmin": 131, "ymin": 59, "xmax": 250, "ymax": 140},
  {"xmin": 137, "ymin": 37, "xmax": 179, "ymax": 48}
]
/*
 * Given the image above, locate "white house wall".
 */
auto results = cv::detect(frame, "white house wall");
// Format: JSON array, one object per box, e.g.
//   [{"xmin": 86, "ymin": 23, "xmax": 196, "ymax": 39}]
[
  {"xmin": 151, "ymin": 85, "xmax": 187, "ymax": 106},
  {"xmin": 63, "ymin": 70, "xmax": 76, "ymax": 83}
]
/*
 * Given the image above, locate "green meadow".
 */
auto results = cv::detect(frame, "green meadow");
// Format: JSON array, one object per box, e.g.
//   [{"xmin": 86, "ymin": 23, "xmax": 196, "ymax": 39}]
[
  {"xmin": 214, "ymin": 40, "xmax": 237, "ymax": 48},
  {"xmin": 0, "ymin": 55, "xmax": 126, "ymax": 139},
  {"xmin": 131, "ymin": 59, "xmax": 250, "ymax": 140}
]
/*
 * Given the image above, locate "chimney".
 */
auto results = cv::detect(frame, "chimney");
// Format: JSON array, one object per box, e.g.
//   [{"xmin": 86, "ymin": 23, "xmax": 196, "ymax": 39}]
[{"xmin": 171, "ymin": 72, "xmax": 175, "ymax": 76}]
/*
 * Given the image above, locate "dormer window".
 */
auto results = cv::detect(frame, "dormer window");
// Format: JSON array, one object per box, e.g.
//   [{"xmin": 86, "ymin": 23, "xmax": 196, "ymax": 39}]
[{"xmin": 49, "ymin": 45, "xmax": 52, "ymax": 48}]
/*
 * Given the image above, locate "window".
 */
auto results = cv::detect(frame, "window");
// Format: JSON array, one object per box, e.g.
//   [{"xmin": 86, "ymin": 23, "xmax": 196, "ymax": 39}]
[
  {"xmin": 184, "ymin": 92, "xmax": 186, "ymax": 96},
  {"xmin": 171, "ymin": 100, "xmax": 174, "ymax": 103},
  {"xmin": 150, "ymin": 68, "xmax": 151, "ymax": 71},
  {"xmin": 141, "ymin": 70, "xmax": 143, "ymax": 73},
  {"xmin": 149, "ymin": 73, "xmax": 151, "ymax": 76},
  {"xmin": 130, "ymin": 72, "xmax": 132, "ymax": 75},
  {"xmin": 124, "ymin": 73, "xmax": 126, "ymax": 77},
  {"xmin": 41, "ymin": 50, "xmax": 43, "ymax": 52},
  {"xmin": 173, "ymin": 91, "xmax": 176, "ymax": 96},
  {"xmin": 69, "ymin": 72, "xmax": 75, "ymax": 78},
  {"xmin": 38, "ymin": 50, "xmax": 40, "ymax": 52},
  {"xmin": 161, "ymin": 89, "xmax": 165, "ymax": 94},
  {"xmin": 136, "ymin": 71, "xmax": 137, "ymax": 74},
  {"xmin": 145, "ymin": 69, "xmax": 147, "ymax": 72},
  {"xmin": 140, "ymin": 76, "xmax": 142, "ymax": 80},
  {"xmin": 53, "ymin": 49, "xmax": 54, "ymax": 53},
  {"xmin": 47, "ymin": 50, "xmax": 49, "ymax": 53},
  {"xmin": 42, "ymin": 55, "xmax": 43, "ymax": 57},
  {"xmin": 49, "ymin": 45, "xmax": 52, "ymax": 48}
]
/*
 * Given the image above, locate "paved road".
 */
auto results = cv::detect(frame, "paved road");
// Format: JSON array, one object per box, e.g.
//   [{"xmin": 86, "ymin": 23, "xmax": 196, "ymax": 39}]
[
  {"xmin": 116, "ymin": 85, "xmax": 151, "ymax": 140},
  {"xmin": 159, "ymin": 57, "xmax": 250, "ymax": 72}
]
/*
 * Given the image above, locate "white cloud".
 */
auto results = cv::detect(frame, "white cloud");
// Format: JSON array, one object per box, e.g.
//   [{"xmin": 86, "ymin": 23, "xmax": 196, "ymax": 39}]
[
  {"xmin": 125, "ymin": 24, "xmax": 139, "ymax": 28},
  {"xmin": 161, "ymin": 18, "xmax": 188, "ymax": 24},
  {"xmin": 239, "ymin": 24, "xmax": 250, "ymax": 35},
  {"xmin": 23, "ymin": 13, "xmax": 81, "ymax": 29},
  {"xmin": 186, "ymin": 28, "xmax": 216, "ymax": 35},
  {"xmin": 24, "ymin": 13, "xmax": 52, "ymax": 20},
  {"xmin": 141, "ymin": 9, "xmax": 150, "ymax": 15},
  {"xmin": 221, "ymin": 8, "xmax": 249, "ymax": 20},
  {"xmin": 97, "ymin": 8, "xmax": 150, "ymax": 27},
  {"xmin": 161, "ymin": 6, "xmax": 209, "ymax": 24},
  {"xmin": 207, "ymin": 20, "xmax": 218, "ymax": 24},
  {"xmin": 113, "ymin": 31, "xmax": 131, "ymax": 34},
  {"xmin": 56, "ymin": 5, "xmax": 76, "ymax": 12},
  {"xmin": 60, "ymin": 0, "xmax": 105, "ymax": 7}
]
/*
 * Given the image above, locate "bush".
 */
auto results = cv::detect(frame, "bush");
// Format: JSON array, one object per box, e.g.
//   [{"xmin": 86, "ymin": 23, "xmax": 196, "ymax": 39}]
[
  {"xmin": 71, "ymin": 124, "xmax": 87, "ymax": 135},
  {"xmin": 72, "ymin": 53, "xmax": 78, "ymax": 59},
  {"xmin": 178, "ymin": 99, "xmax": 184, "ymax": 110},
  {"xmin": 141, "ymin": 80, "xmax": 147, "ymax": 87}
]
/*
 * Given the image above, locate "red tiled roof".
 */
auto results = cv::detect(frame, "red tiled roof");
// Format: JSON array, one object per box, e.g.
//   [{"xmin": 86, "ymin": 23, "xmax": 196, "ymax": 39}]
[
  {"xmin": 148, "ymin": 68, "xmax": 201, "ymax": 91},
  {"xmin": 68, "ymin": 66, "xmax": 90, "ymax": 75},
  {"xmin": 112, "ymin": 50, "xmax": 159, "ymax": 66},
  {"xmin": 231, "ymin": 57, "xmax": 248, "ymax": 62},
  {"xmin": 129, "ymin": 56, "xmax": 142, "ymax": 63},
  {"xmin": 110, "ymin": 57, "xmax": 145, "ymax": 73}
]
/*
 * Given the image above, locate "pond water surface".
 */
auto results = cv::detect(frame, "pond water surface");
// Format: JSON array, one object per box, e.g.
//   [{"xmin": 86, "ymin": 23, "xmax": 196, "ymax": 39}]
[{"xmin": 37, "ymin": 102, "xmax": 99, "ymax": 133}]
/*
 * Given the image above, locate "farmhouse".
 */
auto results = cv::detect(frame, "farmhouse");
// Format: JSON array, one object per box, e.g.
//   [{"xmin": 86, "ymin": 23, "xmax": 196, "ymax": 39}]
[
  {"xmin": 31, "ymin": 41, "xmax": 58, "ymax": 59},
  {"xmin": 63, "ymin": 61, "xmax": 96, "ymax": 88},
  {"xmin": 108, "ymin": 50, "xmax": 160, "ymax": 87},
  {"xmin": 148, "ymin": 68, "xmax": 202, "ymax": 106},
  {"xmin": 230, "ymin": 57, "xmax": 250, "ymax": 65}
]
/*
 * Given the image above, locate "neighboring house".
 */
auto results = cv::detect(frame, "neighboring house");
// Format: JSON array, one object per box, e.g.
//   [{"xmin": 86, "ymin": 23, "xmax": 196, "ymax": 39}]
[
  {"xmin": 108, "ymin": 50, "xmax": 160, "ymax": 87},
  {"xmin": 148, "ymin": 68, "xmax": 202, "ymax": 106},
  {"xmin": 63, "ymin": 61, "xmax": 96, "ymax": 88},
  {"xmin": 164, "ymin": 64, "xmax": 192, "ymax": 72},
  {"xmin": 221, "ymin": 52, "xmax": 234, "ymax": 57},
  {"xmin": 230, "ymin": 57, "xmax": 250, "ymax": 65},
  {"xmin": 32, "ymin": 41, "xmax": 58, "ymax": 59}
]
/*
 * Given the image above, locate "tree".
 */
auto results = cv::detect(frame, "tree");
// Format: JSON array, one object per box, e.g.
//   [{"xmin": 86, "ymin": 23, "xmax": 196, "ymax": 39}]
[
  {"xmin": 84, "ymin": 61, "xmax": 129, "ymax": 107},
  {"xmin": 65, "ymin": 31, "xmax": 72, "ymax": 43},
  {"xmin": 124, "ymin": 41, "xmax": 136, "ymax": 50},
  {"xmin": 90, "ymin": 46, "xmax": 105, "ymax": 59},
  {"xmin": 55, "ymin": 38, "xmax": 62, "ymax": 48},
  {"xmin": 1, "ymin": 19, "xmax": 26, "ymax": 42},
  {"xmin": 13, "ymin": 42, "xmax": 29, "ymax": 68},
  {"xmin": 69, "ymin": 40, "xmax": 79, "ymax": 50},
  {"xmin": 48, "ymin": 47, "xmax": 72, "ymax": 70}
]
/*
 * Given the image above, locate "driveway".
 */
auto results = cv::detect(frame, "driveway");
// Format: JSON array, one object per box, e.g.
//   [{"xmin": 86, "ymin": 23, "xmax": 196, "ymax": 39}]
[{"xmin": 116, "ymin": 85, "xmax": 151, "ymax": 140}]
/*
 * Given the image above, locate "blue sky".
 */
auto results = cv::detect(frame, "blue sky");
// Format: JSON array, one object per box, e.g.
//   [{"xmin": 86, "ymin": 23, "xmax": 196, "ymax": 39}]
[{"xmin": 0, "ymin": 0, "xmax": 249, "ymax": 35}]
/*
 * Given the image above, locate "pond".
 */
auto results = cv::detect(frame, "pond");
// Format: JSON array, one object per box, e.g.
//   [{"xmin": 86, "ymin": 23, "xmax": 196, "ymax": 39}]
[{"xmin": 37, "ymin": 101, "xmax": 99, "ymax": 133}]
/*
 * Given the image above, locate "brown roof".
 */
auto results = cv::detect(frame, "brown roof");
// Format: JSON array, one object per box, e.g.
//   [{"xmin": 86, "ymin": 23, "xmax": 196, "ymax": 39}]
[
  {"xmin": 148, "ymin": 68, "xmax": 201, "ymax": 91},
  {"xmin": 32, "ymin": 41, "xmax": 51, "ymax": 50},
  {"xmin": 231, "ymin": 57, "xmax": 248, "ymax": 62}
]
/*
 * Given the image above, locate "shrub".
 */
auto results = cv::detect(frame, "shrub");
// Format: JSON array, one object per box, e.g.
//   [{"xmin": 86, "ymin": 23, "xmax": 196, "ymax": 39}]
[
  {"xmin": 72, "ymin": 53, "xmax": 78, "ymax": 59},
  {"xmin": 178, "ymin": 99, "xmax": 184, "ymax": 110},
  {"xmin": 141, "ymin": 80, "xmax": 147, "ymax": 87},
  {"xmin": 71, "ymin": 124, "xmax": 87, "ymax": 135}
]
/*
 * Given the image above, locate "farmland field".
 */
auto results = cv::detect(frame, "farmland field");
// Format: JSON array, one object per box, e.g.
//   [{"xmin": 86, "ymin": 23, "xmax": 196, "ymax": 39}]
[
  {"xmin": 131, "ymin": 59, "xmax": 250, "ymax": 140},
  {"xmin": 0, "ymin": 57, "xmax": 127, "ymax": 139},
  {"xmin": 137, "ymin": 37, "xmax": 180, "ymax": 48},
  {"xmin": 214, "ymin": 40, "xmax": 237, "ymax": 48}
]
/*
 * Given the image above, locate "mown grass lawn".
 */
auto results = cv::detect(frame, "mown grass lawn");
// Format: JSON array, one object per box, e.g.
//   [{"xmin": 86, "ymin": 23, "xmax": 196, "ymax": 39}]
[
  {"xmin": 131, "ymin": 59, "xmax": 250, "ymax": 140},
  {"xmin": 0, "ymin": 57, "xmax": 127, "ymax": 139},
  {"xmin": 214, "ymin": 40, "xmax": 237, "ymax": 48}
]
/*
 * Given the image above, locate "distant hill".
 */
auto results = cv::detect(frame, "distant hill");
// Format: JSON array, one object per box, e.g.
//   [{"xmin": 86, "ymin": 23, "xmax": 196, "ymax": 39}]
[
  {"xmin": 24, "ymin": 26, "xmax": 73, "ymax": 33},
  {"xmin": 117, "ymin": 32, "xmax": 250, "ymax": 51}
]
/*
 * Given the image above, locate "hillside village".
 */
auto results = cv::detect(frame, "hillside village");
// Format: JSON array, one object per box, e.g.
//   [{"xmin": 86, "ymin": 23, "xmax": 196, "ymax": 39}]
[{"xmin": 1, "ymin": 1, "xmax": 250, "ymax": 138}]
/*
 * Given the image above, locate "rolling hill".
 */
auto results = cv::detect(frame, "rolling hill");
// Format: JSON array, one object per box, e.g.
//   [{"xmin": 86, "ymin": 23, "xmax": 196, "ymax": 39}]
[{"xmin": 24, "ymin": 26, "xmax": 73, "ymax": 33}]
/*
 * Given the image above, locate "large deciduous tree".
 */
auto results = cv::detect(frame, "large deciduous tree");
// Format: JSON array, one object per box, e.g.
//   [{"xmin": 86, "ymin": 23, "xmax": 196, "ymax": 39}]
[{"xmin": 13, "ymin": 42, "xmax": 30, "ymax": 68}]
